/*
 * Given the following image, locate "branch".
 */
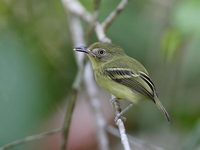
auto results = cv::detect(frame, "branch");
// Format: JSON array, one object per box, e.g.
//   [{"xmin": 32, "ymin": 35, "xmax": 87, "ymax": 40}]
[
  {"xmin": 61, "ymin": 0, "xmax": 93, "ymax": 24},
  {"xmin": 0, "ymin": 128, "xmax": 61, "ymax": 150},
  {"xmin": 61, "ymin": 1, "xmax": 110, "ymax": 150},
  {"xmin": 64, "ymin": 1, "xmax": 131, "ymax": 150},
  {"xmin": 60, "ymin": 75, "xmax": 80, "ymax": 150},
  {"xmin": 93, "ymin": 0, "xmax": 101, "ymax": 20},
  {"xmin": 107, "ymin": 126, "xmax": 165, "ymax": 150},
  {"xmin": 102, "ymin": 0, "xmax": 128, "ymax": 31},
  {"xmin": 95, "ymin": 22, "xmax": 111, "ymax": 43},
  {"xmin": 59, "ymin": 11, "xmax": 87, "ymax": 150},
  {"xmin": 84, "ymin": 63, "xmax": 109, "ymax": 150},
  {"xmin": 111, "ymin": 97, "xmax": 131, "ymax": 150}
]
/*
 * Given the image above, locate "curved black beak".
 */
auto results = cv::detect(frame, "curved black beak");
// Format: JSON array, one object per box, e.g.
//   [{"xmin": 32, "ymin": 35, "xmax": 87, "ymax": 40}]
[{"xmin": 73, "ymin": 46, "xmax": 89, "ymax": 54}]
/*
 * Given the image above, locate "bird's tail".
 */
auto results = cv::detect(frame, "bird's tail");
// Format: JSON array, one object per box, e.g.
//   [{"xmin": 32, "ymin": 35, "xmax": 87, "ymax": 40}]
[{"xmin": 154, "ymin": 96, "xmax": 171, "ymax": 122}]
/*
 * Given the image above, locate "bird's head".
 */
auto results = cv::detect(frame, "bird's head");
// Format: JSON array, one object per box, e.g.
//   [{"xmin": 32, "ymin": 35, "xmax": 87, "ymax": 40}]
[{"xmin": 74, "ymin": 42, "xmax": 124, "ymax": 68}]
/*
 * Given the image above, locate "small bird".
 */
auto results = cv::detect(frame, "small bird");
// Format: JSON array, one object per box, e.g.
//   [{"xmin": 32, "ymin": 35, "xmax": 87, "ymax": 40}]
[{"xmin": 75, "ymin": 42, "xmax": 170, "ymax": 122}]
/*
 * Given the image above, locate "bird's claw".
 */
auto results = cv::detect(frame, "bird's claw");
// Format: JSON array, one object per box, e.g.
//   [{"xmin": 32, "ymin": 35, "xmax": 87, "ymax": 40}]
[{"xmin": 114, "ymin": 113, "xmax": 127, "ymax": 123}]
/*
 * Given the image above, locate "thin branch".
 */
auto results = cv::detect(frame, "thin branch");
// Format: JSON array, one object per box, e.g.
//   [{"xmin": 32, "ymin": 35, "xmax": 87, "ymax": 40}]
[
  {"xmin": 61, "ymin": 1, "xmax": 111, "ymax": 149},
  {"xmin": 61, "ymin": 0, "xmax": 93, "ymax": 24},
  {"xmin": 93, "ymin": 0, "xmax": 101, "ymax": 12},
  {"xmin": 86, "ymin": 0, "xmax": 101, "ymax": 41},
  {"xmin": 0, "ymin": 128, "xmax": 61, "ymax": 150},
  {"xmin": 107, "ymin": 126, "xmax": 165, "ymax": 150},
  {"xmin": 117, "ymin": 119, "xmax": 131, "ymax": 150},
  {"xmin": 111, "ymin": 97, "xmax": 131, "ymax": 150},
  {"xmin": 60, "ymin": 83, "xmax": 79, "ymax": 150},
  {"xmin": 59, "ymin": 11, "xmax": 87, "ymax": 150},
  {"xmin": 95, "ymin": 22, "xmax": 111, "ymax": 43},
  {"xmin": 102, "ymin": 0, "xmax": 128, "ymax": 31},
  {"xmin": 93, "ymin": 0, "xmax": 101, "ymax": 19},
  {"xmin": 84, "ymin": 63, "xmax": 109, "ymax": 150}
]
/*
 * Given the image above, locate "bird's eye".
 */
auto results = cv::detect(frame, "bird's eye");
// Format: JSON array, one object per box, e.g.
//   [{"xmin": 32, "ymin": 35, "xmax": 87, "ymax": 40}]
[{"xmin": 98, "ymin": 49, "xmax": 106, "ymax": 56}]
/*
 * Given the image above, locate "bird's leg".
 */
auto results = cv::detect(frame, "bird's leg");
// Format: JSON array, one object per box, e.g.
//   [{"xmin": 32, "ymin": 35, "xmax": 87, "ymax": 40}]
[
  {"xmin": 110, "ymin": 98, "xmax": 126, "ymax": 122},
  {"xmin": 114, "ymin": 103, "xmax": 134, "ymax": 122},
  {"xmin": 118, "ymin": 103, "xmax": 133, "ymax": 118}
]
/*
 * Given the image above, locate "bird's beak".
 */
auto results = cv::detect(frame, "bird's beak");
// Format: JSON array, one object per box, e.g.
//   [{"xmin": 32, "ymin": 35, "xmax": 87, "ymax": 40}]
[{"xmin": 73, "ymin": 46, "xmax": 89, "ymax": 54}]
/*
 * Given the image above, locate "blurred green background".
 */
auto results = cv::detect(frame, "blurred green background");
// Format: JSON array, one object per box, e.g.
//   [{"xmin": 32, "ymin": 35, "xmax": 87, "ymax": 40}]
[{"xmin": 0, "ymin": 0, "xmax": 200, "ymax": 149}]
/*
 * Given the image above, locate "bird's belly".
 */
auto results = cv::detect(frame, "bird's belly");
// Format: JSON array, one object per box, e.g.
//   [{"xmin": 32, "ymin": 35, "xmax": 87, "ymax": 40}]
[{"xmin": 95, "ymin": 75, "xmax": 140, "ymax": 103}]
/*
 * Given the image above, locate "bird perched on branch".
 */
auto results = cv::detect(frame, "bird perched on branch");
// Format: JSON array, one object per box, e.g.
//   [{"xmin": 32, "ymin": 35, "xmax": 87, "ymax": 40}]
[{"xmin": 74, "ymin": 42, "xmax": 170, "ymax": 122}]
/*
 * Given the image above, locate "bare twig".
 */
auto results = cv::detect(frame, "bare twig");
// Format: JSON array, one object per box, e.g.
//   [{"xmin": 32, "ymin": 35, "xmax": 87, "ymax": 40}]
[
  {"xmin": 117, "ymin": 119, "xmax": 131, "ymax": 150},
  {"xmin": 59, "ymin": 11, "xmax": 87, "ymax": 149},
  {"xmin": 84, "ymin": 63, "xmax": 109, "ymax": 150},
  {"xmin": 93, "ymin": 0, "xmax": 101, "ymax": 19},
  {"xmin": 102, "ymin": 0, "xmax": 128, "ymax": 31},
  {"xmin": 60, "ymin": 78, "xmax": 79, "ymax": 150},
  {"xmin": 61, "ymin": 0, "xmax": 93, "ymax": 24},
  {"xmin": 0, "ymin": 128, "xmax": 61, "ymax": 150},
  {"xmin": 107, "ymin": 126, "xmax": 165, "ymax": 150},
  {"xmin": 95, "ymin": 22, "xmax": 111, "ymax": 43},
  {"xmin": 111, "ymin": 97, "xmax": 131, "ymax": 150}
]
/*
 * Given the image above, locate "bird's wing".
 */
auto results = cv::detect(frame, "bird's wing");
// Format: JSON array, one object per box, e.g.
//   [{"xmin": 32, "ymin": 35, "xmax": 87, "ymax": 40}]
[{"xmin": 104, "ymin": 68, "xmax": 156, "ymax": 101}]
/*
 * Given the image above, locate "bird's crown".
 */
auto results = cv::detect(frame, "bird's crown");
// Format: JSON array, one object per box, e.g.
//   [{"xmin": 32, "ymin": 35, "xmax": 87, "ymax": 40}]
[{"xmin": 87, "ymin": 42, "xmax": 125, "ymax": 61}]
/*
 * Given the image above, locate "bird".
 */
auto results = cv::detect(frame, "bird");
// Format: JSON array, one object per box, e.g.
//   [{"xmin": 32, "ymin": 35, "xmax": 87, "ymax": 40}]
[{"xmin": 74, "ymin": 42, "xmax": 170, "ymax": 122}]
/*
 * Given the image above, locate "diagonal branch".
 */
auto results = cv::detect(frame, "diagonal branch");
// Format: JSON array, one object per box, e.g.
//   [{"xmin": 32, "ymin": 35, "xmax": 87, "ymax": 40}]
[
  {"xmin": 0, "ymin": 128, "xmax": 61, "ymax": 150},
  {"xmin": 107, "ymin": 126, "xmax": 165, "ymax": 150},
  {"xmin": 102, "ymin": 0, "xmax": 128, "ymax": 31},
  {"xmin": 61, "ymin": 0, "xmax": 93, "ymax": 24},
  {"xmin": 95, "ymin": 22, "xmax": 111, "ymax": 43}
]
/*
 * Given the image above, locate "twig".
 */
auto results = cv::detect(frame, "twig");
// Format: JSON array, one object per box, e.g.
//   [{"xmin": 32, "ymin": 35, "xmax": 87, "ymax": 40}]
[
  {"xmin": 93, "ymin": 0, "xmax": 101, "ymax": 19},
  {"xmin": 102, "ymin": 0, "xmax": 128, "ymax": 31},
  {"xmin": 107, "ymin": 126, "xmax": 165, "ymax": 150},
  {"xmin": 117, "ymin": 119, "xmax": 131, "ymax": 150},
  {"xmin": 0, "ymin": 128, "xmax": 61, "ymax": 150},
  {"xmin": 60, "ymin": 82, "xmax": 79, "ymax": 150},
  {"xmin": 95, "ymin": 22, "xmax": 111, "ymax": 43},
  {"xmin": 111, "ymin": 97, "xmax": 131, "ymax": 150},
  {"xmin": 59, "ymin": 11, "xmax": 87, "ymax": 149},
  {"xmin": 84, "ymin": 63, "xmax": 109, "ymax": 150},
  {"xmin": 61, "ymin": 0, "xmax": 93, "ymax": 24}
]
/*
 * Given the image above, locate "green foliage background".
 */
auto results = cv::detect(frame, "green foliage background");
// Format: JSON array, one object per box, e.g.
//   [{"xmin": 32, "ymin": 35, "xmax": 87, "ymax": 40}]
[{"xmin": 0, "ymin": 0, "xmax": 200, "ymax": 149}]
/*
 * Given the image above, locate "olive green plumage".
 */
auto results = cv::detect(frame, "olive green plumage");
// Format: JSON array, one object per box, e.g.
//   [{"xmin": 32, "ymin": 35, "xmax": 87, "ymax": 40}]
[{"xmin": 75, "ymin": 42, "xmax": 170, "ymax": 121}]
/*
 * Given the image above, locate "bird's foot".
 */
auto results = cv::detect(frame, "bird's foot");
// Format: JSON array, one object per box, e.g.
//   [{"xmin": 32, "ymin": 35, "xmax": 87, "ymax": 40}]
[
  {"xmin": 114, "ymin": 104, "xmax": 133, "ymax": 122},
  {"xmin": 115, "ymin": 104, "xmax": 133, "ymax": 122},
  {"xmin": 114, "ymin": 113, "xmax": 127, "ymax": 123},
  {"xmin": 110, "ymin": 98, "xmax": 133, "ymax": 123},
  {"xmin": 120, "ymin": 103, "xmax": 133, "ymax": 116}
]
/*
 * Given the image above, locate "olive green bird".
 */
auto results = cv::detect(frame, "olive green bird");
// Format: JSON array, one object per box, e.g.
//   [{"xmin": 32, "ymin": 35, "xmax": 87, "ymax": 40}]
[{"xmin": 75, "ymin": 42, "xmax": 170, "ymax": 122}]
